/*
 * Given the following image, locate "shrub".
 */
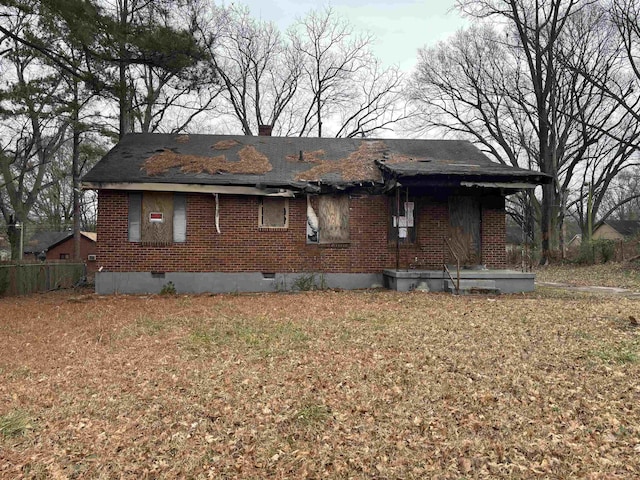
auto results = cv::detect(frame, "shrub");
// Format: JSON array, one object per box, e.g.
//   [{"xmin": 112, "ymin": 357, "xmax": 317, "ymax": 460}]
[
  {"xmin": 574, "ymin": 239, "xmax": 617, "ymax": 264},
  {"xmin": 594, "ymin": 239, "xmax": 616, "ymax": 263},
  {"xmin": 160, "ymin": 281, "xmax": 176, "ymax": 295}
]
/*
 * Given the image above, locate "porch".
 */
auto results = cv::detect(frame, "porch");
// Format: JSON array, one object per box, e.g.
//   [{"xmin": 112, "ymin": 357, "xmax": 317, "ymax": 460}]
[{"xmin": 383, "ymin": 268, "xmax": 535, "ymax": 294}]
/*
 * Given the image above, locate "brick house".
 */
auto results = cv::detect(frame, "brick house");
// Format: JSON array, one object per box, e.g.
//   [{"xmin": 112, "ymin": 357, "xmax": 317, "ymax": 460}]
[
  {"xmin": 24, "ymin": 231, "xmax": 97, "ymax": 268},
  {"xmin": 82, "ymin": 132, "xmax": 549, "ymax": 294}
]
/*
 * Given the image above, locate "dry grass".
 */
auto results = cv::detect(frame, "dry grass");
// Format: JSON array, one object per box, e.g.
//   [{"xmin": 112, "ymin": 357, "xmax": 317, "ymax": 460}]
[
  {"xmin": 294, "ymin": 141, "xmax": 420, "ymax": 183},
  {"xmin": 1, "ymin": 289, "xmax": 639, "ymax": 478},
  {"xmin": 536, "ymin": 262, "xmax": 640, "ymax": 290},
  {"xmin": 143, "ymin": 146, "xmax": 272, "ymax": 176},
  {"xmin": 294, "ymin": 141, "xmax": 385, "ymax": 182},
  {"xmin": 286, "ymin": 150, "xmax": 327, "ymax": 163}
]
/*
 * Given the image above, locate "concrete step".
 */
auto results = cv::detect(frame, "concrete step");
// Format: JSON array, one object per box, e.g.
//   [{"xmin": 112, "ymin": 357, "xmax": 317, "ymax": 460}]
[{"xmin": 444, "ymin": 279, "xmax": 500, "ymax": 295}]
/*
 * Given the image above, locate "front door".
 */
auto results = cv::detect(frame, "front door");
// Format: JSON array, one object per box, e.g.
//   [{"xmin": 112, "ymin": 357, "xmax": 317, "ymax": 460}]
[{"xmin": 448, "ymin": 196, "xmax": 481, "ymax": 266}]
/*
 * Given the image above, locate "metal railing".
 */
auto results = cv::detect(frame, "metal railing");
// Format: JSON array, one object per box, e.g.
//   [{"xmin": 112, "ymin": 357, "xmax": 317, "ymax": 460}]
[{"xmin": 442, "ymin": 237, "xmax": 460, "ymax": 295}]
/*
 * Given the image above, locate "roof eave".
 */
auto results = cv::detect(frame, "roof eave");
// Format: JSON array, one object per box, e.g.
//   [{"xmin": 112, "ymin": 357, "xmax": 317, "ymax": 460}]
[{"xmin": 81, "ymin": 181, "xmax": 298, "ymax": 197}]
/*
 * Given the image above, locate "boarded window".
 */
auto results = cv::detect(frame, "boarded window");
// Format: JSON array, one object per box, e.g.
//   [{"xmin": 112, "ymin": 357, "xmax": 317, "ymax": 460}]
[
  {"xmin": 259, "ymin": 198, "xmax": 288, "ymax": 228},
  {"xmin": 448, "ymin": 196, "xmax": 481, "ymax": 265},
  {"xmin": 317, "ymin": 195, "xmax": 349, "ymax": 243},
  {"xmin": 128, "ymin": 192, "xmax": 186, "ymax": 244}
]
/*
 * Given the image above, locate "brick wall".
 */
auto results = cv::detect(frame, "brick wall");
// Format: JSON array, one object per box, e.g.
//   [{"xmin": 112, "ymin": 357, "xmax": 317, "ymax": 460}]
[
  {"xmin": 481, "ymin": 197, "xmax": 507, "ymax": 269},
  {"xmin": 96, "ymin": 190, "xmax": 506, "ymax": 272},
  {"xmin": 47, "ymin": 236, "xmax": 98, "ymax": 272}
]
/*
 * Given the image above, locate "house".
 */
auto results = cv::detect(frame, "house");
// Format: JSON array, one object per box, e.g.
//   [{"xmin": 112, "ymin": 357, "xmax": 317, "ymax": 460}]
[
  {"xmin": 567, "ymin": 234, "xmax": 582, "ymax": 250},
  {"xmin": 0, "ymin": 233, "xmax": 9, "ymax": 260},
  {"xmin": 24, "ymin": 231, "xmax": 97, "ymax": 269},
  {"xmin": 505, "ymin": 225, "xmax": 534, "ymax": 252},
  {"xmin": 82, "ymin": 132, "xmax": 550, "ymax": 294},
  {"xmin": 593, "ymin": 220, "xmax": 640, "ymax": 241}
]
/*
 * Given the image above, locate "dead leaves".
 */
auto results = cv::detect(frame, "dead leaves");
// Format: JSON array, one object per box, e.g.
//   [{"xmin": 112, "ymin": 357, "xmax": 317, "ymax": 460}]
[
  {"xmin": 0, "ymin": 290, "xmax": 639, "ymax": 478},
  {"xmin": 142, "ymin": 145, "xmax": 272, "ymax": 176}
]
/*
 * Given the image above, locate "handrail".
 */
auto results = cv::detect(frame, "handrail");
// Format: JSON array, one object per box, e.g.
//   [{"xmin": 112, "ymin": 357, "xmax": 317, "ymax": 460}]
[{"xmin": 442, "ymin": 237, "xmax": 460, "ymax": 294}]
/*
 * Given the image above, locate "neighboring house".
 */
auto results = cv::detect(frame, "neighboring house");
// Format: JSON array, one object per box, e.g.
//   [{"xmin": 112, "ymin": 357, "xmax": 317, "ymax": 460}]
[
  {"xmin": 593, "ymin": 220, "xmax": 640, "ymax": 241},
  {"xmin": 0, "ymin": 233, "xmax": 9, "ymax": 260},
  {"xmin": 24, "ymin": 231, "xmax": 97, "ymax": 269},
  {"xmin": 82, "ymin": 132, "xmax": 550, "ymax": 294},
  {"xmin": 567, "ymin": 234, "xmax": 582, "ymax": 250},
  {"xmin": 505, "ymin": 225, "xmax": 533, "ymax": 252}
]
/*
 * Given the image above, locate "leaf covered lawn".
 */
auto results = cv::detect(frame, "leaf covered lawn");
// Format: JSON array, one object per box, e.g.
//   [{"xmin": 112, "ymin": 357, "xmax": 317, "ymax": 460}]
[
  {"xmin": 1, "ymin": 289, "xmax": 639, "ymax": 478},
  {"xmin": 536, "ymin": 262, "xmax": 640, "ymax": 290}
]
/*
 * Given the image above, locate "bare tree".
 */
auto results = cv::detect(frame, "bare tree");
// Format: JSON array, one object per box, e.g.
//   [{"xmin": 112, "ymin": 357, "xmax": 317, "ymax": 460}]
[
  {"xmin": 411, "ymin": 0, "xmax": 637, "ymax": 261},
  {"xmin": 290, "ymin": 7, "xmax": 403, "ymax": 138},
  {"xmin": 194, "ymin": 4, "xmax": 301, "ymax": 135},
  {"xmin": 598, "ymin": 163, "xmax": 640, "ymax": 221},
  {"xmin": 0, "ymin": 18, "xmax": 69, "ymax": 258}
]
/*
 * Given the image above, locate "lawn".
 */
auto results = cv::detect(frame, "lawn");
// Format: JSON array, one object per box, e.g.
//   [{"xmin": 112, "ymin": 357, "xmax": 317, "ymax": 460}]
[
  {"xmin": 535, "ymin": 262, "xmax": 640, "ymax": 290},
  {"xmin": 1, "ymin": 288, "xmax": 639, "ymax": 478}
]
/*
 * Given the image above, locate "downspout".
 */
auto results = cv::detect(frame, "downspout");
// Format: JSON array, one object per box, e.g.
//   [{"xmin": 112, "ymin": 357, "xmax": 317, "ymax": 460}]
[{"xmin": 214, "ymin": 193, "xmax": 221, "ymax": 234}]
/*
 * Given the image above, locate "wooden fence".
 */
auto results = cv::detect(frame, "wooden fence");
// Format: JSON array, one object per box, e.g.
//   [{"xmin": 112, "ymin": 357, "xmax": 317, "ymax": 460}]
[{"xmin": 0, "ymin": 262, "xmax": 85, "ymax": 296}]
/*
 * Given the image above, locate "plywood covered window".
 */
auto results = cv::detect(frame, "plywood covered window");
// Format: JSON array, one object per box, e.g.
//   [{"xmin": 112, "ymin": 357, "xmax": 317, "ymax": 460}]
[
  {"xmin": 308, "ymin": 194, "xmax": 350, "ymax": 244},
  {"xmin": 128, "ymin": 192, "xmax": 186, "ymax": 245},
  {"xmin": 259, "ymin": 198, "xmax": 288, "ymax": 229}
]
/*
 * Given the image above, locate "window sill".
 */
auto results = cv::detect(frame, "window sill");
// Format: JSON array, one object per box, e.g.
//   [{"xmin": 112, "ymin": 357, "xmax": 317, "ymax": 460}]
[{"xmin": 308, "ymin": 242, "xmax": 352, "ymax": 248}]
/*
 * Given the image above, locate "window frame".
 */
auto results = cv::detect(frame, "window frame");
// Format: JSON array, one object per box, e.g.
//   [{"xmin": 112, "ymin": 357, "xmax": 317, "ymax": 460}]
[
  {"xmin": 258, "ymin": 197, "xmax": 289, "ymax": 230},
  {"xmin": 128, "ymin": 192, "xmax": 187, "ymax": 244},
  {"xmin": 307, "ymin": 194, "xmax": 350, "ymax": 245},
  {"xmin": 388, "ymin": 196, "xmax": 417, "ymax": 244}
]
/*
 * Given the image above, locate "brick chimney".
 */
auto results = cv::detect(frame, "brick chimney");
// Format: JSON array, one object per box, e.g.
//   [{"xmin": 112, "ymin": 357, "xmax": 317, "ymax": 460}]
[{"xmin": 258, "ymin": 125, "xmax": 273, "ymax": 136}]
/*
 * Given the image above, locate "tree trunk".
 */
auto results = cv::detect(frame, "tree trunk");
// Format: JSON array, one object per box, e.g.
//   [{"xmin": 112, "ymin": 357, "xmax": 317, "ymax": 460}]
[{"xmin": 72, "ymin": 79, "xmax": 81, "ymax": 260}]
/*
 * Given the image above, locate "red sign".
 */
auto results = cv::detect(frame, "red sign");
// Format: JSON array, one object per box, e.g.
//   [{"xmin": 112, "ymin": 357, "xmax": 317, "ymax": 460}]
[{"xmin": 149, "ymin": 212, "xmax": 164, "ymax": 223}]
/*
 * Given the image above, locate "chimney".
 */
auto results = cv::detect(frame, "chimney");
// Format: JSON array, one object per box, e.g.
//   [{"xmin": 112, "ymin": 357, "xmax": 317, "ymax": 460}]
[{"xmin": 258, "ymin": 124, "xmax": 273, "ymax": 136}]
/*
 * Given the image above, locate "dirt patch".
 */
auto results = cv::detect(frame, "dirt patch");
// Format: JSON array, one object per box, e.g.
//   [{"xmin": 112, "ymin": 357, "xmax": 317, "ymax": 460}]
[
  {"xmin": 142, "ymin": 145, "xmax": 272, "ymax": 176},
  {"xmin": 175, "ymin": 135, "xmax": 190, "ymax": 144},
  {"xmin": 1, "ymin": 290, "xmax": 639, "ymax": 478}
]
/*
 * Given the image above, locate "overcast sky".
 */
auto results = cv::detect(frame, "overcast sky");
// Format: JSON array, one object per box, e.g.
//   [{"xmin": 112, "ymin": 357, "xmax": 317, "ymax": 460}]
[{"xmin": 234, "ymin": 0, "xmax": 468, "ymax": 72}]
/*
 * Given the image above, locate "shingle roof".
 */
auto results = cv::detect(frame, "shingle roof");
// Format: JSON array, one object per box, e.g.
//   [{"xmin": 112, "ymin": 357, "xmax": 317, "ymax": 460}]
[
  {"xmin": 24, "ymin": 231, "xmax": 97, "ymax": 254},
  {"xmin": 24, "ymin": 231, "xmax": 71, "ymax": 254},
  {"xmin": 603, "ymin": 220, "xmax": 640, "ymax": 237},
  {"xmin": 83, "ymin": 133, "xmax": 550, "ymax": 191}
]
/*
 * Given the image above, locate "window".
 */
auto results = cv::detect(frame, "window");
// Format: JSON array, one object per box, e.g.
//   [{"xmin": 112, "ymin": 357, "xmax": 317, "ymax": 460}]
[
  {"xmin": 307, "ymin": 194, "xmax": 350, "ymax": 244},
  {"xmin": 259, "ymin": 197, "xmax": 288, "ymax": 229},
  {"xmin": 389, "ymin": 197, "xmax": 417, "ymax": 243},
  {"xmin": 128, "ymin": 192, "xmax": 186, "ymax": 244},
  {"xmin": 59, "ymin": 253, "xmax": 70, "ymax": 259}
]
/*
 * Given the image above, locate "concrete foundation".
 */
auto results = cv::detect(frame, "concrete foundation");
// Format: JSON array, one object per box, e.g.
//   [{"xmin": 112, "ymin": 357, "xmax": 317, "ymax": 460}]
[
  {"xmin": 383, "ymin": 269, "xmax": 535, "ymax": 293},
  {"xmin": 95, "ymin": 271, "xmax": 383, "ymax": 295}
]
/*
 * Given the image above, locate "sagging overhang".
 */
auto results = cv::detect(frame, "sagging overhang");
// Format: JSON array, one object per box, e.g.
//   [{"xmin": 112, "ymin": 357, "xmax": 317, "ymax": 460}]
[
  {"xmin": 376, "ymin": 159, "xmax": 552, "ymax": 194},
  {"xmin": 82, "ymin": 181, "xmax": 296, "ymax": 197}
]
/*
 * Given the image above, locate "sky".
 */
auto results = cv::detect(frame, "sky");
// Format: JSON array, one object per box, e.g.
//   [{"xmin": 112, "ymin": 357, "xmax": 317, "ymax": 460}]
[{"xmin": 234, "ymin": 0, "xmax": 468, "ymax": 72}]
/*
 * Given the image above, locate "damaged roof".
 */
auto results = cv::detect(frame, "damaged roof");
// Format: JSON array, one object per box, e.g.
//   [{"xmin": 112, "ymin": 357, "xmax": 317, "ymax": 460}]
[{"xmin": 82, "ymin": 133, "xmax": 550, "ymax": 192}]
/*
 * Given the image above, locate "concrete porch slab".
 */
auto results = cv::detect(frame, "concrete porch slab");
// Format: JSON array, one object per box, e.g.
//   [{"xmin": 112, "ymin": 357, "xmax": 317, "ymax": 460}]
[{"xmin": 383, "ymin": 269, "xmax": 535, "ymax": 293}]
